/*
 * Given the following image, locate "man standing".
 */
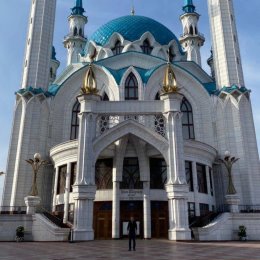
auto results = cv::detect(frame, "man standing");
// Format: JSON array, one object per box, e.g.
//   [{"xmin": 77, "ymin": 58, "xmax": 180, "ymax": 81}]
[{"xmin": 127, "ymin": 216, "xmax": 137, "ymax": 251}]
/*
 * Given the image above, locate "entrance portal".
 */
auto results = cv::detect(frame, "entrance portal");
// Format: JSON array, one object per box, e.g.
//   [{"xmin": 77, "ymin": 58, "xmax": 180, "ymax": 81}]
[
  {"xmin": 151, "ymin": 201, "xmax": 169, "ymax": 238},
  {"xmin": 120, "ymin": 201, "xmax": 143, "ymax": 238},
  {"xmin": 94, "ymin": 202, "xmax": 112, "ymax": 239}
]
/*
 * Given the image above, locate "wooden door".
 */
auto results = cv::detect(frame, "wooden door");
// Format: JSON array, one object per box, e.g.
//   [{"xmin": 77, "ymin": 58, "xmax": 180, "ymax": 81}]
[
  {"xmin": 94, "ymin": 202, "xmax": 112, "ymax": 239},
  {"xmin": 120, "ymin": 201, "xmax": 143, "ymax": 238},
  {"xmin": 151, "ymin": 201, "xmax": 169, "ymax": 238}
]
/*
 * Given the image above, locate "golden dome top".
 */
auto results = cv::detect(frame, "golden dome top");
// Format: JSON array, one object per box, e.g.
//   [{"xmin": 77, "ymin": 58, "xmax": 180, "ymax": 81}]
[
  {"xmin": 80, "ymin": 63, "xmax": 99, "ymax": 95},
  {"xmin": 161, "ymin": 62, "xmax": 180, "ymax": 94}
]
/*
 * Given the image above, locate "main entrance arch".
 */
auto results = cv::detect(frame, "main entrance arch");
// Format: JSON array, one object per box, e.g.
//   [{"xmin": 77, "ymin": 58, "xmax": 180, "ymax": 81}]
[{"xmin": 92, "ymin": 120, "xmax": 169, "ymax": 239}]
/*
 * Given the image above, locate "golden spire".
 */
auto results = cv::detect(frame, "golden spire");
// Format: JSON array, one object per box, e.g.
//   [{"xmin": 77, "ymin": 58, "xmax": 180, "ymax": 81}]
[
  {"xmin": 161, "ymin": 51, "xmax": 181, "ymax": 94},
  {"xmin": 80, "ymin": 63, "xmax": 99, "ymax": 95}
]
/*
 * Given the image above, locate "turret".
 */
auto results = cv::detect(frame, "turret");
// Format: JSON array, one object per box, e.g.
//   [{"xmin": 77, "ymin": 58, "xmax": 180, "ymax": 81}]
[
  {"xmin": 63, "ymin": 0, "xmax": 88, "ymax": 65},
  {"xmin": 21, "ymin": 0, "xmax": 57, "ymax": 90},
  {"xmin": 207, "ymin": 0, "xmax": 244, "ymax": 88},
  {"xmin": 179, "ymin": 0, "xmax": 205, "ymax": 66},
  {"xmin": 49, "ymin": 46, "xmax": 60, "ymax": 84}
]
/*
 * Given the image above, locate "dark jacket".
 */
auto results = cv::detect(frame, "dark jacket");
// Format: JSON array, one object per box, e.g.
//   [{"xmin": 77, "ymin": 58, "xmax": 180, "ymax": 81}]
[{"xmin": 127, "ymin": 220, "xmax": 137, "ymax": 235}]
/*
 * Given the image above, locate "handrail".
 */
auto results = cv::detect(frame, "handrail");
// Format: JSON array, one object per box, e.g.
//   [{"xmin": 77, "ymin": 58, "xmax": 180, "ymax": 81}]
[
  {"xmin": 0, "ymin": 206, "xmax": 27, "ymax": 215},
  {"xmin": 36, "ymin": 207, "xmax": 69, "ymax": 228}
]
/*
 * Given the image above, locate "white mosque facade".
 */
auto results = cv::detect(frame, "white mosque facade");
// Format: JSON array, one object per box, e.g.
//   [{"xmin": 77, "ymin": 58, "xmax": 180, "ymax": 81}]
[{"xmin": 2, "ymin": 0, "xmax": 260, "ymax": 241}]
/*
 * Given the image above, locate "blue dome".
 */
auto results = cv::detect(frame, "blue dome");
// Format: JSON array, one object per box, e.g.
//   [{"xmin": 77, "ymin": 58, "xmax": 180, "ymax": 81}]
[{"xmin": 90, "ymin": 15, "xmax": 179, "ymax": 46}]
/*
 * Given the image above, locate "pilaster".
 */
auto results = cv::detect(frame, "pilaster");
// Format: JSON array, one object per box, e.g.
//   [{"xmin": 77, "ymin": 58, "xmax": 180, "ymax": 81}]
[
  {"xmin": 63, "ymin": 162, "xmax": 72, "ymax": 224},
  {"xmin": 72, "ymin": 93, "xmax": 100, "ymax": 241}
]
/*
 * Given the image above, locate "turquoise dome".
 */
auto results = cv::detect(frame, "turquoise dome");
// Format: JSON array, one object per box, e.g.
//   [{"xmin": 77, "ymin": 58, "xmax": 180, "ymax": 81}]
[{"xmin": 90, "ymin": 15, "xmax": 180, "ymax": 46}]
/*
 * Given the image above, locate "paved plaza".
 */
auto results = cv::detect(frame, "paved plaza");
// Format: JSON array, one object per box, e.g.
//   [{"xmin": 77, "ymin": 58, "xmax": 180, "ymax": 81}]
[{"xmin": 0, "ymin": 240, "xmax": 260, "ymax": 260}]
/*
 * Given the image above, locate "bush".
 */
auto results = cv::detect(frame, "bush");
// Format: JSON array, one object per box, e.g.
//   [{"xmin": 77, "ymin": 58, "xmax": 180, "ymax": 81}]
[
  {"xmin": 238, "ymin": 225, "xmax": 247, "ymax": 238},
  {"xmin": 16, "ymin": 226, "xmax": 25, "ymax": 238}
]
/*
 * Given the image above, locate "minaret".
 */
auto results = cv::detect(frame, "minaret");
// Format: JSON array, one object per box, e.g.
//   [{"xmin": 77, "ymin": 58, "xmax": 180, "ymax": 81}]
[
  {"xmin": 21, "ymin": 0, "xmax": 57, "ymax": 90},
  {"xmin": 179, "ymin": 0, "xmax": 205, "ymax": 66},
  {"xmin": 49, "ymin": 46, "xmax": 60, "ymax": 84},
  {"xmin": 208, "ymin": 0, "xmax": 244, "ymax": 89},
  {"xmin": 63, "ymin": 0, "xmax": 88, "ymax": 65}
]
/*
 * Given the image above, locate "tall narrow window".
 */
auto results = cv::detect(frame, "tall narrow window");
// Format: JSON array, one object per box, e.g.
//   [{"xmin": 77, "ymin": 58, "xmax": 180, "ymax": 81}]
[
  {"xmin": 95, "ymin": 159, "xmax": 113, "ymax": 190},
  {"xmin": 197, "ymin": 163, "xmax": 208, "ymax": 194},
  {"xmin": 141, "ymin": 39, "xmax": 153, "ymax": 55},
  {"xmin": 181, "ymin": 98, "xmax": 195, "ymax": 140},
  {"xmin": 125, "ymin": 73, "xmax": 138, "ymax": 100},
  {"xmin": 70, "ymin": 162, "xmax": 77, "ymax": 192},
  {"xmin": 112, "ymin": 40, "xmax": 123, "ymax": 55},
  {"xmin": 73, "ymin": 27, "xmax": 77, "ymax": 36},
  {"xmin": 70, "ymin": 101, "xmax": 80, "ymax": 140},
  {"xmin": 120, "ymin": 158, "xmax": 143, "ymax": 189},
  {"xmin": 79, "ymin": 28, "xmax": 83, "ymax": 37},
  {"xmin": 150, "ymin": 158, "xmax": 167, "ymax": 189},
  {"xmin": 185, "ymin": 161, "xmax": 194, "ymax": 191},
  {"xmin": 57, "ymin": 165, "xmax": 67, "ymax": 195}
]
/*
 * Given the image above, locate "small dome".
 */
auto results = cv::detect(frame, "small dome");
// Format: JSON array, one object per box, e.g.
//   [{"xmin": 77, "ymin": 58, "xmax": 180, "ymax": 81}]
[{"xmin": 90, "ymin": 15, "xmax": 180, "ymax": 46}]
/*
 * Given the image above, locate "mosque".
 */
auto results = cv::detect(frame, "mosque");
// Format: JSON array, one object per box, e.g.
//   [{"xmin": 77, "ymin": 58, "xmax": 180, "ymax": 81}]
[{"xmin": 2, "ymin": 0, "xmax": 260, "ymax": 241}]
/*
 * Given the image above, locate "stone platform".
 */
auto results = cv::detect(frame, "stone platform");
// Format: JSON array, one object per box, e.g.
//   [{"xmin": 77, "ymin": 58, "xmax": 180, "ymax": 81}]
[{"xmin": 0, "ymin": 240, "xmax": 260, "ymax": 259}]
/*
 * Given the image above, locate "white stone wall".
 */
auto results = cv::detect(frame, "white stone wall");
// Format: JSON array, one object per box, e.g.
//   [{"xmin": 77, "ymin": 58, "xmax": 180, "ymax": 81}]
[
  {"xmin": 0, "ymin": 215, "xmax": 33, "ymax": 241},
  {"xmin": 193, "ymin": 213, "xmax": 260, "ymax": 241}
]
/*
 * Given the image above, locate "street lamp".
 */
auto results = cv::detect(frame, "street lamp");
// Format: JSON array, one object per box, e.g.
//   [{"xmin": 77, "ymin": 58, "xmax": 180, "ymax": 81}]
[
  {"xmin": 218, "ymin": 151, "xmax": 239, "ymax": 195},
  {"xmin": 25, "ymin": 153, "xmax": 48, "ymax": 196}
]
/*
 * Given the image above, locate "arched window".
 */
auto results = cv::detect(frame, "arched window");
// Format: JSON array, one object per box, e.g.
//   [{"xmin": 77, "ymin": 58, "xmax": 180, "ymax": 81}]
[
  {"xmin": 112, "ymin": 40, "xmax": 123, "ymax": 55},
  {"xmin": 73, "ymin": 27, "xmax": 77, "ymax": 36},
  {"xmin": 125, "ymin": 73, "xmax": 138, "ymax": 100},
  {"xmin": 141, "ymin": 39, "xmax": 153, "ymax": 55},
  {"xmin": 189, "ymin": 26, "xmax": 194, "ymax": 35},
  {"xmin": 155, "ymin": 92, "xmax": 160, "ymax": 100},
  {"xmin": 70, "ymin": 101, "xmax": 80, "ymax": 140},
  {"xmin": 95, "ymin": 159, "xmax": 113, "ymax": 190},
  {"xmin": 168, "ymin": 48, "xmax": 175, "ymax": 62},
  {"xmin": 79, "ymin": 28, "xmax": 83, "ymax": 37},
  {"xmin": 120, "ymin": 158, "xmax": 143, "ymax": 189},
  {"xmin": 181, "ymin": 97, "xmax": 195, "ymax": 140},
  {"xmin": 101, "ymin": 93, "xmax": 109, "ymax": 101}
]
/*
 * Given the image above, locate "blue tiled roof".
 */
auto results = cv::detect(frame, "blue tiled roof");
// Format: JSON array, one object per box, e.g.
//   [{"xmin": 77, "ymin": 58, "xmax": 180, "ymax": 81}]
[
  {"xmin": 16, "ymin": 87, "xmax": 53, "ymax": 97},
  {"xmin": 90, "ymin": 15, "xmax": 180, "ymax": 47},
  {"xmin": 214, "ymin": 85, "xmax": 250, "ymax": 96},
  {"xmin": 103, "ymin": 65, "xmax": 163, "ymax": 85}
]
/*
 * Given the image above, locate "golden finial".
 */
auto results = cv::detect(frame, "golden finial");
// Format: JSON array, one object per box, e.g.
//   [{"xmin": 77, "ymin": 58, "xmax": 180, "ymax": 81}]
[
  {"xmin": 80, "ymin": 63, "xmax": 99, "ymax": 95},
  {"xmin": 131, "ymin": 0, "xmax": 135, "ymax": 15},
  {"xmin": 161, "ymin": 61, "xmax": 181, "ymax": 94}
]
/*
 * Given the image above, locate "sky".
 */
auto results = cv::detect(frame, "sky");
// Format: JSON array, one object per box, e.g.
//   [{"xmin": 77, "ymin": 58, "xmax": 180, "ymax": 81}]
[{"xmin": 0, "ymin": 0, "xmax": 260, "ymax": 202}]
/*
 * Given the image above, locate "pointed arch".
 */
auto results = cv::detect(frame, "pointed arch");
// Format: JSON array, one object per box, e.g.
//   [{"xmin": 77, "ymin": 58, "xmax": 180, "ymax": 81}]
[
  {"xmin": 120, "ymin": 67, "xmax": 143, "ymax": 101},
  {"xmin": 141, "ymin": 39, "xmax": 153, "ymax": 55},
  {"xmin": 70, "ymin": 100, "xmax": 80, "ymax": 140},
  {"xmin": 181, "ymin": 97, "xmax": 195, "ymax": 140},
  {"xmin": 125, "ymin": 72, "xmax": 138, "ymax": 100},
  {"xmin": 93, "ymin": 120, "xmax": 169, "ymax": 164},
  {"xmin": 112, "ymin": 40, "xmax": 123, "ymax": 55}
]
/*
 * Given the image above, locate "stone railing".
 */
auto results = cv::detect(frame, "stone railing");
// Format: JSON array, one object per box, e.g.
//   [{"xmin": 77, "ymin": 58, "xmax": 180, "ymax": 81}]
[{"xmin": 96, "ymin": 114, "xmax": 166, "ymax": 138}]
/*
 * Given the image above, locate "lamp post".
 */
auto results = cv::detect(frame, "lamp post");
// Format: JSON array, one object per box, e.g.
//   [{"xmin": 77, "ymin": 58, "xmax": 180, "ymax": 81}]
[
  {"xmin": 218, "ymin": 151, "xmax": 239, "ymax": 195},
  {"xmin": 25, "ymin": 153, "xmax": 48, "ymax": 196},
  {"xmin": 24, "ymin": 153, "xmax": 48, "ymax": 214},
  {"xmin": 218, "ymin": 151, "xmax": 240, "ymax": 213}
]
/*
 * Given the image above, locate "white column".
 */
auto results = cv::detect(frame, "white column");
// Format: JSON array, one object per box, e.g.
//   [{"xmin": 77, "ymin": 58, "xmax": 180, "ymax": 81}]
[
  {"xmin": 112, "ymin": 181, "xmax": 120, "ymax": 239},
  {"xmin": 52, "ymin": 167, "xmax": 59, "ymax": 212},
  {"xmin": 162, "ymin": 93, "xmax": 191, "ymax": 241},
  {"xmin": 63, "ymin": 162, "xmax": 72, "ymax": 223},
  {"xmin": 143, "ymin": 182, "xmax": 151, "ymax": 239},
  {"xmin": 192, "ymin": 161, "xmax": 200, "ymax": 216},
  {"xmin": 73, "ymin": 94, "xmax": 100, "ymax": 241}
]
